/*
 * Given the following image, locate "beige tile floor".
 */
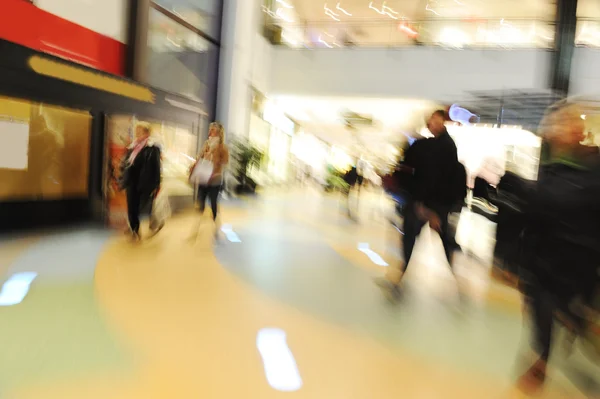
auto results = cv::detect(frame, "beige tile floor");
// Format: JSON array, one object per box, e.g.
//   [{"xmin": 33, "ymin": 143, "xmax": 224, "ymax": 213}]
[{"xmin": 0, "ymin": 187, "xmax": 595, "ymax": 398}]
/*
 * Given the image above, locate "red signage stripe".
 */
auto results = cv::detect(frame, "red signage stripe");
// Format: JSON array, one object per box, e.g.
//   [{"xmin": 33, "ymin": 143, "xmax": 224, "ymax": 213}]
[{"xmin": 0, "ymin": 0, "xmax": 125, "ymax": 76}]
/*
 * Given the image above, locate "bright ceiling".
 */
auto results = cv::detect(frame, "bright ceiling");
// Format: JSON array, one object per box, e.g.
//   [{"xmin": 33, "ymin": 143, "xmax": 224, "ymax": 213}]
[
  {"xmin": 270, "ymin": 95, "xmax": 440, "ymax": 149},
  {"xmin": 274, "ymin": 0, "xmax": 555, "ymax": 23}
]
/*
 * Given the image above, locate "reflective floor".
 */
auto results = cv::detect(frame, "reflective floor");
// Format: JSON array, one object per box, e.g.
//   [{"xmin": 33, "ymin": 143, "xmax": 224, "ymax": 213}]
[{"xmin": 0, "ymin": 187, "xmax": 598, "ymax": 398}]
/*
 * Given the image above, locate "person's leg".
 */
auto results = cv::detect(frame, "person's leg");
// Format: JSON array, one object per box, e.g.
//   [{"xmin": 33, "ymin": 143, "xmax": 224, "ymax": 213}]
[
  {"xmin": 126, "ymin": 188, "xmax": 141, "ymax": 237},
  {"xmin": 518, "ymin": 282, "xmax": 554, "ymax": 393},
  {"xmin": 208, "ymin": 185, "xmax": 220, "ymax": 221},
  {"xmin": 402, "ymin": 204, "xmax": 425, "ymax": 269},
  {"xmin": 197, "ymin": 186, "xmax": 209, "ymax": 214},
  {"xmin": 437, "ymin": 210, "xmax": 456, "ymax": 266}
]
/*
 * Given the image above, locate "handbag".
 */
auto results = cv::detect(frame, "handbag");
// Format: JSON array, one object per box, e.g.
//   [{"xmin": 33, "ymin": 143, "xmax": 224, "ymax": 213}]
[
  {"xmin": 151, "ymin": 190, "xmax": 172, "ymax": 225},
  {"xmin": 189, "ymin": 159, "xmax": 214, "ymax": 186}
]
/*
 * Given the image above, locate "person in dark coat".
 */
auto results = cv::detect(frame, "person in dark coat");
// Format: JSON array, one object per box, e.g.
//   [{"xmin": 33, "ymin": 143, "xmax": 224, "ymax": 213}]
[
  {"xmin": 516, "ymin": 101, "xmax": 600, "ymax": 394},
  {"xmin": 377, "ymin": 110, "xmax": 466, "ymax": 295},
  {"xmin": 120, "ymin": 122, "xmax": 162, "ymax": 241}
]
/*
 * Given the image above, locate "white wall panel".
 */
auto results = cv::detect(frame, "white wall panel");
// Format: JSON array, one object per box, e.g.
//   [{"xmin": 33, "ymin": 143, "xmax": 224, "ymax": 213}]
[
  {"xmin": 569, "ymin": 48, "xmax": 600, "ymax": 97},
  {"xmin": 270, "ymin": 48, "xmax": 552, "ymax": 101},
  {"xmin": 35, "ymin": 0, "xmax": 128, "ymax": 43}
]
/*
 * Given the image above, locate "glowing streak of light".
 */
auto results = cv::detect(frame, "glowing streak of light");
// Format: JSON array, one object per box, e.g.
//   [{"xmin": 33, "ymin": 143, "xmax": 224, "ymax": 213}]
[
  {"xmin": 0, "ymin": 272, "xmax": 38, "ymax": 306},
  {"xmin": 262, "ymin": 5, "xmax": 277, "ymax": 18},
  {"xmin": 425, "ymin": 4, "xmax": 440, "ymax": 16},
  {"xmin": 336, "ymin": 2, "xmax": 352, "ymax": 16},
  {"xmin": 382, "ymin": 2, "xmax": 399, "ymax": 15},
  {"xmin": 369, "ymin": 1, "xmax": 385, "ymax": 15},
  {"xmin": 318, "ymin": 35, "xmax": 334, "ymax": 48},
  {"xmin": 326, "ymin": 10, "xmax": 341, "ymax": 21},
  {"xmin": 454, "ymin": 0, "xmax": 465, "ymax": 4},
  {"xmin": 276, "ymin": 0, "xmax": 294, "ymax": 9},
  {"xmin": 358, "ymin": 243, "xmax": 389, "ymax": 267},
  {"xmin": 324, "ymin": 3, "xmax": 341, "ymax": 21},
  {"xmin": 257, "ymin": 328, "xmax": 303, "ymax": 392},
  {"xmin": 399, "ymin": 24, "xmax": 418, "ymax": 36},
  {"xmin": 275, "ymin": 7, "xmax": 293, "ymax": 22}
]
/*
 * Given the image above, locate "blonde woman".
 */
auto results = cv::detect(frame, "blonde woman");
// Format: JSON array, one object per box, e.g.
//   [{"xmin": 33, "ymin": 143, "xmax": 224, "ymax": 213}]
[
  {"xmin": 190, "ymin": 122, "xmax": 229, "ymax": 231},
  {"xmin": 516, "ymin": 101, "xmax": 600, "ymax": 394},
  {"xmin": 120, "ymin": 122, "xmax": 162, "ymax": 241}
]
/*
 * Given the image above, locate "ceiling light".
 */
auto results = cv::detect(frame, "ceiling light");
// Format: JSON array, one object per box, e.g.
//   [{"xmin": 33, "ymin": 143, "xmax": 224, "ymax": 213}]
[
  {"xmin": 425, "ymin": 4, "xmax": 440, "ymax": 16},
  {"xmin": 318, "ymin": 35, "xmax": 334, "ymax": 48},
  {"xmin": 276, "ymin": 0, "xmax": 294, "ymax": 9},
  {"xmin": 336, "ymin": 3, "xmax": 352, "ymax": 16},
  {"xmin": 275, "ymin": 7, "xmax": 293, "ymax": 22}
]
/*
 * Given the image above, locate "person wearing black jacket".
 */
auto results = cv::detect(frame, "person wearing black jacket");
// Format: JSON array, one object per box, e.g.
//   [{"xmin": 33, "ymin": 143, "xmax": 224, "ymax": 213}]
[
  {"xmin": 377, "ymin": 110, "xmax": 465, "ymax": 295},
  {"xmin": 516, "ymin": 102, "xmax": 600, "ymax": 394},
  {"xmin": 120, "ymin": 122, "xmax": 162, "ymax": 241}
]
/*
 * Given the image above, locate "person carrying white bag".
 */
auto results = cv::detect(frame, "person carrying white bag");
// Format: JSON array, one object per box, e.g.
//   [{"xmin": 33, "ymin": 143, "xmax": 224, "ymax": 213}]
[{"xmin": 189, "ymin": 122, "xmax": 229, "ymax": 239}]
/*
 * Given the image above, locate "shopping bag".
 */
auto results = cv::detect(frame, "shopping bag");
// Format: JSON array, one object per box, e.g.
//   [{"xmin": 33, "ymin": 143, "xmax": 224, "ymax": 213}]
[
  {"xmin": 189, "ymin": 159, "xmax": 213, "ymax": 186},
  {"xmin": 152, "ymin": 190, "xmax": 172, "ymax": 225}
]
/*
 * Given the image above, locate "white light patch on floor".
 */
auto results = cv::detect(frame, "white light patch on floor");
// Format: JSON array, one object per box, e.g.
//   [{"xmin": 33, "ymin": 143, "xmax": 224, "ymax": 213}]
[
  {"xmin": 358, "ymin": 243, "xmax": 389, "ymax": 266},
  {"xmin": 221, "ymin": 224, "xmax": 241, "ymax": 243},
  {"xmin": 0, "ymin": 272, "xmax": 38, "ymax": 306},
  {"xmin": 256, "ymin": 328, "xmax": 303, "ymax": 392}
]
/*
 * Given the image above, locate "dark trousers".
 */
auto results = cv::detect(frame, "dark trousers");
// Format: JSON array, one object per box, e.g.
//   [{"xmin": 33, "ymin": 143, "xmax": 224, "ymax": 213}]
[
  {"xmin": 526, "ymin": 282, "xmax": 555, "ymax": 362},
  {"xmin": 198, "ymin": 185, "xmax": 220, "ymax": 220},
  {"xmin": 126, "ymin": 189, "xmax": 153, "ymax": 234},
  {"xmin": 402, "ymin": 203, "xmax": 458, "ymax": 268}
]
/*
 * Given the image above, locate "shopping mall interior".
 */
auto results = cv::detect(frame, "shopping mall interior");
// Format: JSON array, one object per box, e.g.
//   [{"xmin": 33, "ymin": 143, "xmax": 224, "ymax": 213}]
[{"xmin": 0, "ymin": 0, "xmax": 599, "ymax": 397}]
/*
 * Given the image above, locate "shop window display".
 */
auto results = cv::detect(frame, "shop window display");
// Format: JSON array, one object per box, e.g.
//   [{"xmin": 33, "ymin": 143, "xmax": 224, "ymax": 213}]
[{"xmin": 0, "ymin": 95, "xmax": 91, "ymax": 201}]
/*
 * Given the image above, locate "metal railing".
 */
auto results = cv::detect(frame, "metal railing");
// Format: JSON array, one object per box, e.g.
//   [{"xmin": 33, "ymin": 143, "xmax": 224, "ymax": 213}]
[{"xmin": 263, "ymin": 18, "xmax": 557, "ymax": 49}]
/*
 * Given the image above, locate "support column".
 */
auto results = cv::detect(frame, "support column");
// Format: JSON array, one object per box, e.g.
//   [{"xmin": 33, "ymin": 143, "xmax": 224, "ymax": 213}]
[
  {"xmin": 125, "ymin": 0, "xmax": 150, "ymax": 83},
  {"xmin": 550, "ymin": 0, "xmax": 578, "ymax": 95},
  {"xmin": 216, "ymin": 0, "xmax": 262, "ymax": 138}
]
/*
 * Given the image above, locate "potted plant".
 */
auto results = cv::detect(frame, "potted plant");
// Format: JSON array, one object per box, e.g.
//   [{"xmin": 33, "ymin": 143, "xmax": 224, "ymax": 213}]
[{"xmin": 230, "ymin": 138, "xmax": 265, "ymax": 195}]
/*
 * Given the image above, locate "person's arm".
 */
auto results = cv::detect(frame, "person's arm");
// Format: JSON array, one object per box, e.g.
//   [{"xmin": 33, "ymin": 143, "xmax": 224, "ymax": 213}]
[
  {"xmin": 151, "ymin": 147, "xmax": 162, "ymax": 195},
  {"xmin": 222, "ymin": 145, "xmax": 229, "ymax": 166}
]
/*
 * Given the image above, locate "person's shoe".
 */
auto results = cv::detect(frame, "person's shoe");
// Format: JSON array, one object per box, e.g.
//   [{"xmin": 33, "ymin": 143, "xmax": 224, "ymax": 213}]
[
  {"xmin": 516, "ymin": 359, "xmax": 547, "ymax": 395},
  {"xmin": 375, "ymin": 277, "xmax": 402, "ymax": 302},
  {"xmin": 129, "ymin": 231, "xmax": 141, "ymax": 243},
  {"xmin": 149, "ymin": 221, "xmax": 165, "ymax": 238}
]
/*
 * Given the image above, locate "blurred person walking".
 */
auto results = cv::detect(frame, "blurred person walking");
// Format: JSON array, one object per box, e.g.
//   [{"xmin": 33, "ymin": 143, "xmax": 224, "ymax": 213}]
[
  {"xmin": 189, "ymin": 122, "xmax": 229, "ymax": 240},
  {"xmin": 341, "ymin": 163, "xmax": 363, "ymax": 220},
  {"xmin": 514, "ymin": 101, "xmax": 600, "ymax": 394},
  {"xmin": 120, "ymin": 122, "xmax": 162, "ymax": 241},
  {"xmin": 376, "ymin": 110, "xmax": 466, "ymax": 298}
]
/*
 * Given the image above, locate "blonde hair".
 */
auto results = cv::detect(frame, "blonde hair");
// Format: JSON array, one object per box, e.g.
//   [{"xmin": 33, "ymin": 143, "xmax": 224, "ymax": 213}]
[
  {"xmin": 136, "ymin": 121, "xmax": 152, "ymax": 135},
  {"xmin": 209, "ymin": 121, "xmax": 225, "ymax": 143},
  {"xmin": 538, "ymin": 100, "xmax": 582, "ymax": 140}
]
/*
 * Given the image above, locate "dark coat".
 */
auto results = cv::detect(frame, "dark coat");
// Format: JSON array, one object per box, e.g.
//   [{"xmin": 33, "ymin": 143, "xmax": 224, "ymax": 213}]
[
  {"xmin": 120, "ymin": 145, "xmax": 162, "ymax": 195},
  {"xmin": 494, "ymin": 151, "xmax": 600, "ymax": 301}
]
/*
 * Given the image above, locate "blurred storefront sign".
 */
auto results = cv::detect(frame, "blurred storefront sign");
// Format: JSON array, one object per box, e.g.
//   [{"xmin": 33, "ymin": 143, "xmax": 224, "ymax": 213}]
[{"xmin": 0, "ymin": 0, "xmax": 125, "ymax": 75}]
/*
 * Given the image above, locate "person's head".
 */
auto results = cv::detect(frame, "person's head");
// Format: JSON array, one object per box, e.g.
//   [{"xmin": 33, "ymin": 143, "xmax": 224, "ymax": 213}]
[
  {"xmin": 539, "ymin": 101, "xmax": 585, "ymax": 153},
  {"xmin": 208, "ymin": 122, "xmax": 225, "ymax": 144},
  {"xmin": 135, "ymin": 122, "xmax": 152, "ymax": 140},
  {"xmin": 427, "ymin": 110, "xmax": 448, "ymax": 137}
]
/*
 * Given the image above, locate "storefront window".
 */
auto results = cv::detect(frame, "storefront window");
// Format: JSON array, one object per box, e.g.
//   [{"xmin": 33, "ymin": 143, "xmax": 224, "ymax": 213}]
[
  {"xmin": 147, "ymin": 8, "xmax": 219, "ymax": 107},
  {"xmin": 0, "ymin": 95, "xmax": 91, "ymax": 201},
  {"xmin": 152, "ymin": 0, "xmax": 223, "ymax": 41}
]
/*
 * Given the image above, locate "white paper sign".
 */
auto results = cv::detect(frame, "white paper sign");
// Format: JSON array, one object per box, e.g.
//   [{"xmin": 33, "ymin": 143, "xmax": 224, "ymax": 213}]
[{"xmin": 0, "ymin": 120, "xmax": 30, "ymax": 170}]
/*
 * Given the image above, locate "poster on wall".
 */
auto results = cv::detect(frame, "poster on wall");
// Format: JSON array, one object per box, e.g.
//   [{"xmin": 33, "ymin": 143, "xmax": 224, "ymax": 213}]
[
  {"xmin": 0, "ymin": 96, "xmax": 91, "ymax": 200},
  {"xmin": 104, "ymin": 115, "xmax": 198, "ymax": 229}
]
